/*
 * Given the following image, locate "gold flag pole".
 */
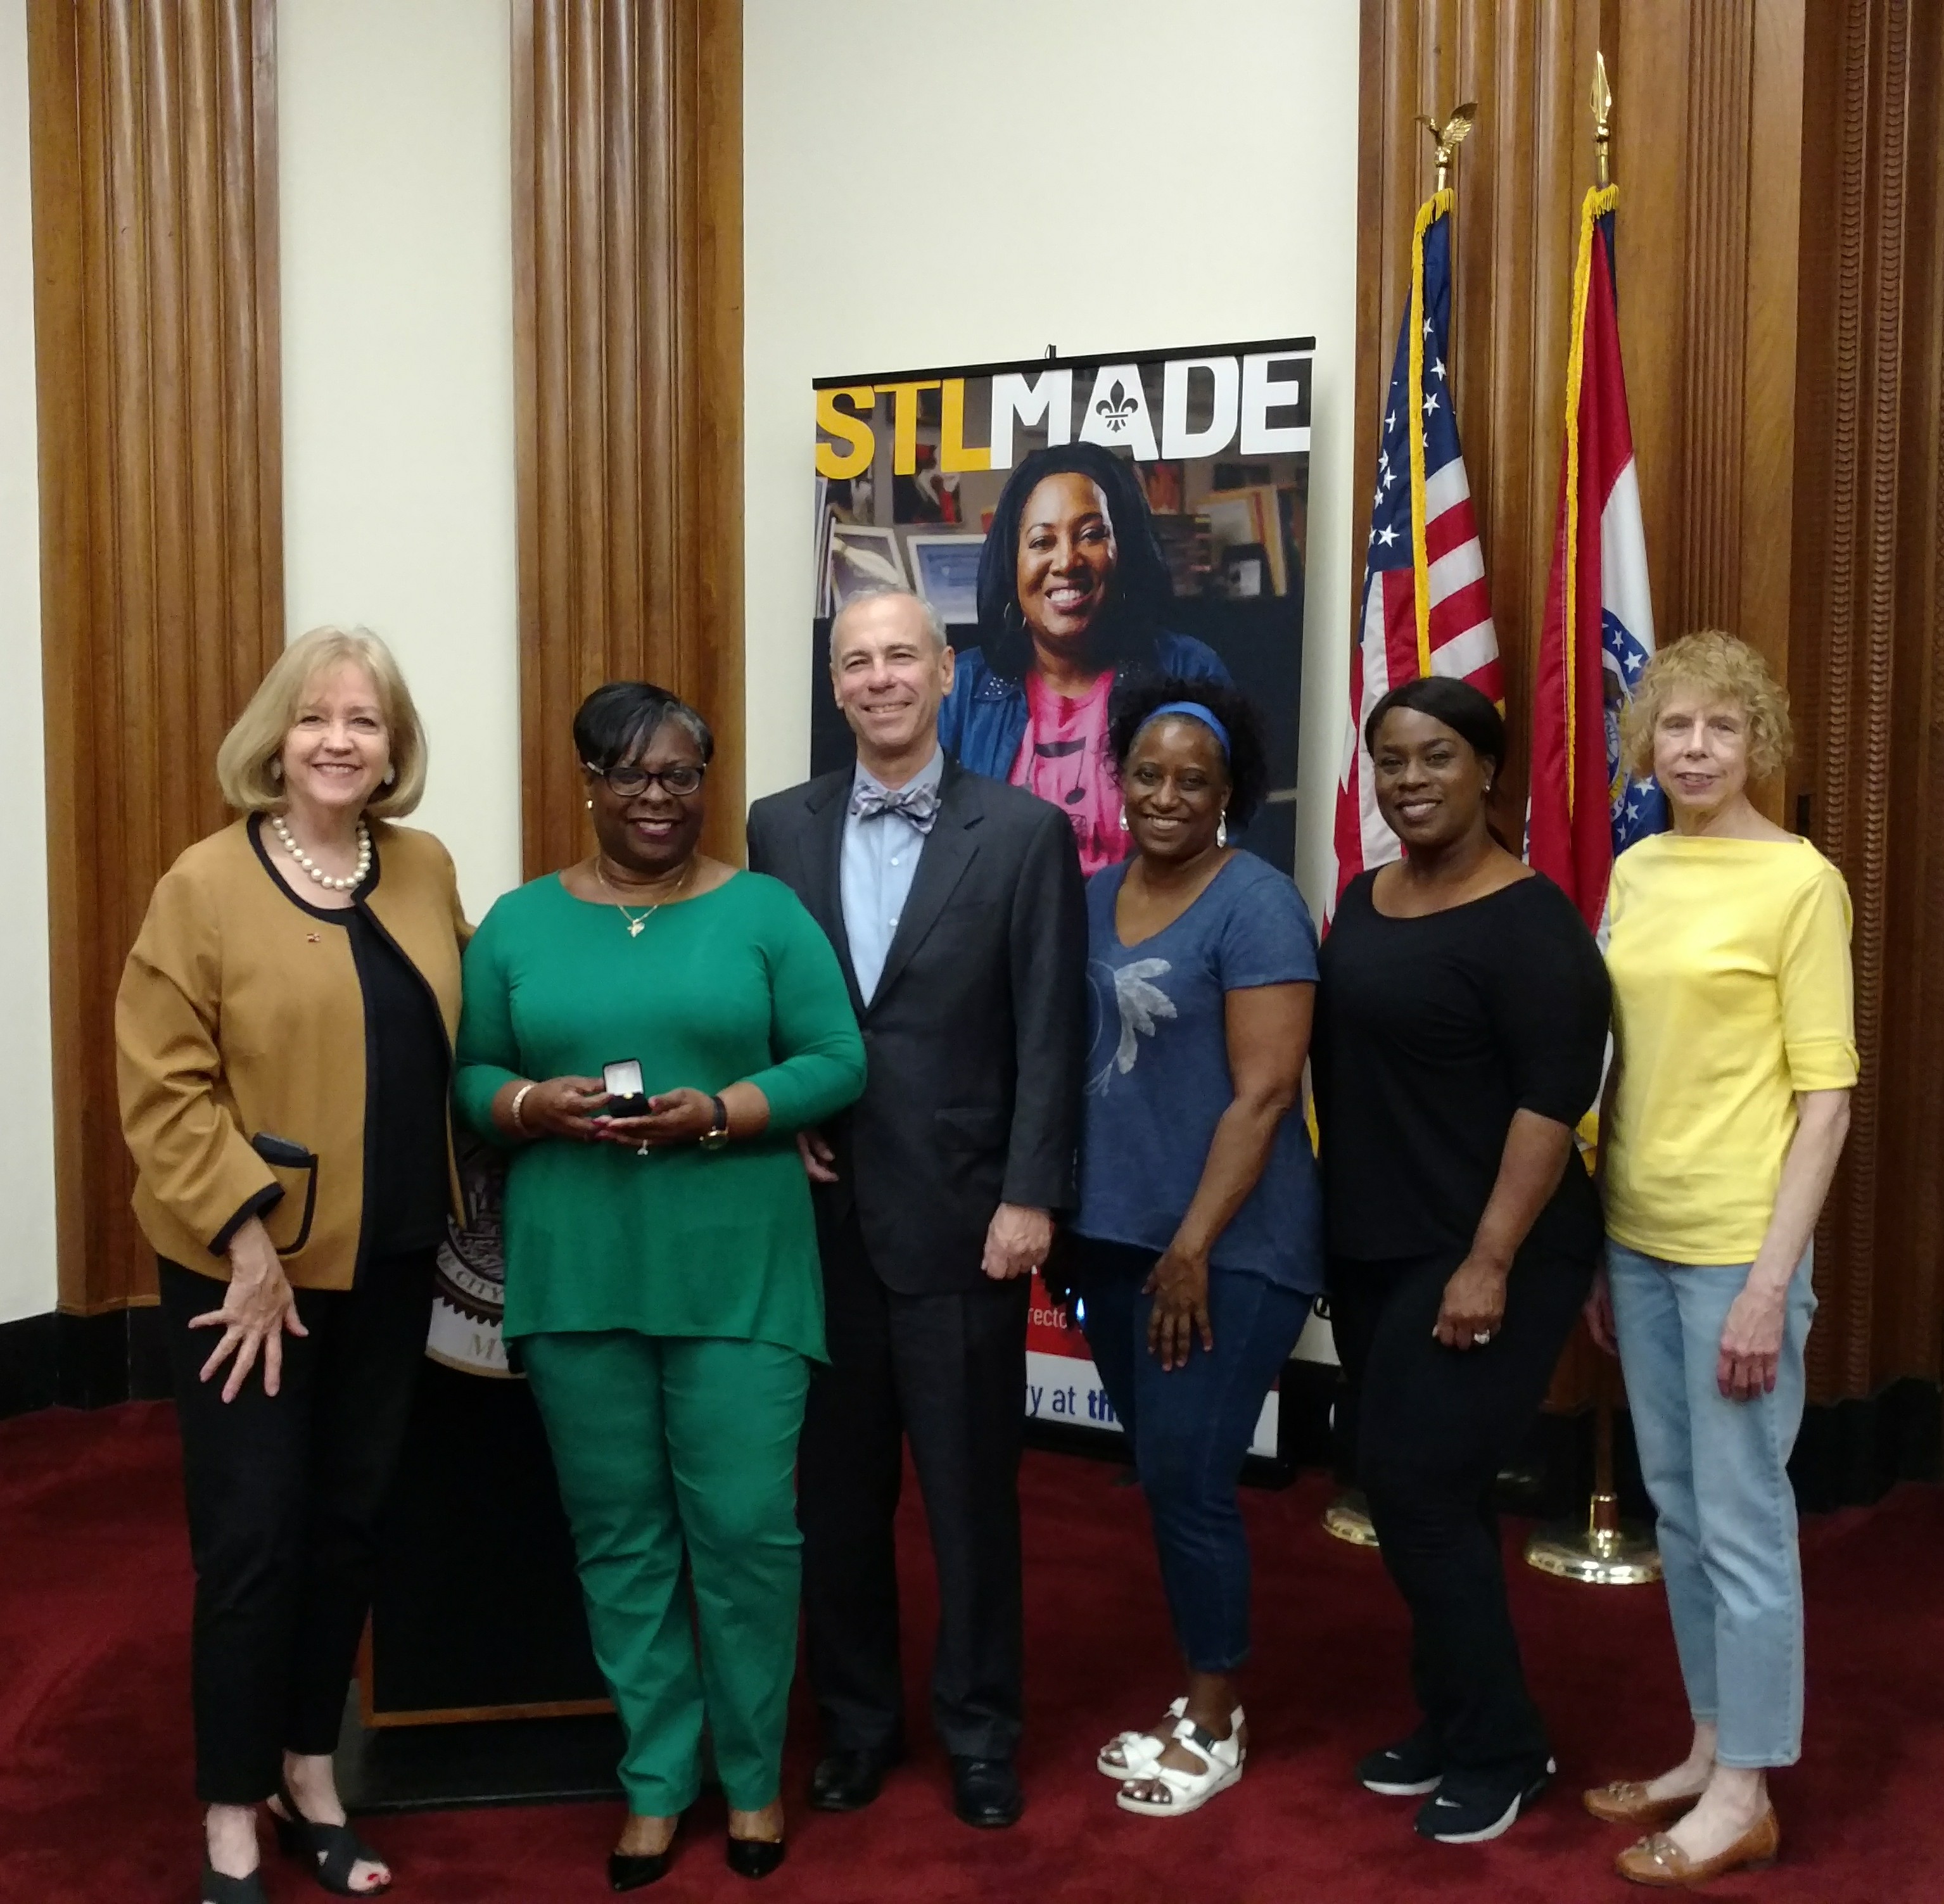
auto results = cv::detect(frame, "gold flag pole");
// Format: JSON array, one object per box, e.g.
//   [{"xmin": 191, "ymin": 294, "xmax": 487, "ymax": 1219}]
[
  {"xmin": 1524, "ymin": 53, "xmax": 1660, "ymax": 1589},
  {"xmin": 1323, "ymin": 96, "xmax": 1477, "ymax": 1553}
]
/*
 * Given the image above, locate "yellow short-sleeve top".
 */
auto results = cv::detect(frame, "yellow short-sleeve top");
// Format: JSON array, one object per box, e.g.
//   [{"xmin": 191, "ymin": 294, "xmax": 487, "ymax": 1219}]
[{"xmin": 1604, "ymin": 834, "xmax": 1857, "ymax": 1265}]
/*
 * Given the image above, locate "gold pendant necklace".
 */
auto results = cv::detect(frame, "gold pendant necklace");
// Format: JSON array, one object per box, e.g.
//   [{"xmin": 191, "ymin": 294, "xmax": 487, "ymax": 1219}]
[{"xmin": 597, "ymin": 858, "xmax": 691, "ymax": 936}]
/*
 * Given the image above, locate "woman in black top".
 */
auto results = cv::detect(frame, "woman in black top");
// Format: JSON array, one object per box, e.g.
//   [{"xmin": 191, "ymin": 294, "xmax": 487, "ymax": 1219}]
[{"xmin": 1314, "ymin": 676, "xmax": 1609, "ymax": 1848}]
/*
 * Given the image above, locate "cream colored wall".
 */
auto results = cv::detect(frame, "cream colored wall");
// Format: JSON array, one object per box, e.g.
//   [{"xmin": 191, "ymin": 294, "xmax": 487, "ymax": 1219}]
[
  {"xmin": 279, "ymin": 0, "xmax": 521, "ymax": 923},
  {"xmin": 742, "ymin": 0, "xmax": 1363, "ymax": 917},
  {"xmin": 0, "ymin": 0, "xmax": 59, "ymax": 1325}
]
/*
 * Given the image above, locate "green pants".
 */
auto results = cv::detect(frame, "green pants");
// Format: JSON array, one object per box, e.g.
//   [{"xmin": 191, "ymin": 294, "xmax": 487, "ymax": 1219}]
[{"xmin": 522, "ymin": 1331, "xmax": 810, "ymax": 1814}]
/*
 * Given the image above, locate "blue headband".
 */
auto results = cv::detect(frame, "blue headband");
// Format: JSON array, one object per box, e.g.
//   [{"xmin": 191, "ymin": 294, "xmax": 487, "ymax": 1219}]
[{"xmin": 1143, "ymin": 701, "xmax": 1231, "ymax": 757}]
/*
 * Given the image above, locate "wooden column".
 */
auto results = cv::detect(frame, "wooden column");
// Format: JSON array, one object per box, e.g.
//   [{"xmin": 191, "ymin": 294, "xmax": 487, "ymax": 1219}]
[
  {"xmin": 27, "ymin": 0, "xmax": 283, "ymax": 1315},
  {"xmin": 1791, "ymin": 0, "xmax": 1944, "ymax": 1400},
  {"xmin": 512, "ymin": 0, "xmax": 743, "ymax": 879}
]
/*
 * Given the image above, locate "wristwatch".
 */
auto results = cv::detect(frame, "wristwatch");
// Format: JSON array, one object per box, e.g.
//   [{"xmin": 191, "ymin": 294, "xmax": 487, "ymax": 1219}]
[{"xmin": 699, "ymin": 1095, "xmax": 730, "ymax": 1151}]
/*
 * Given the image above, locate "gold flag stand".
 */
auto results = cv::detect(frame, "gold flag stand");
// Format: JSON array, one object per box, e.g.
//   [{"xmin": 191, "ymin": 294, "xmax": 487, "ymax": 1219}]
[
  {"xmin": 1322, "ymin": 1488, "xmax": 1380, "ymax": 1548},
  {"xmin": 1524, "ymin": 1361, "xmax": 1660, "ymax": 1583}
]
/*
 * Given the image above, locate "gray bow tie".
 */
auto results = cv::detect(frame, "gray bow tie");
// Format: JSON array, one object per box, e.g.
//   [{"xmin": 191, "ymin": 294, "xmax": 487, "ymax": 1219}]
[{"xmin": 850, "ymin": 781, "xmax": 941, "ymax": 833}]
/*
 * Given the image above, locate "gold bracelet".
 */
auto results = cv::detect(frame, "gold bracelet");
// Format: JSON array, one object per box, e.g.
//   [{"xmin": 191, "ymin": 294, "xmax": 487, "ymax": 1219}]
[{"xmin": 509, "ymin": 1081, "xmax": 537, "ymax": 1133}]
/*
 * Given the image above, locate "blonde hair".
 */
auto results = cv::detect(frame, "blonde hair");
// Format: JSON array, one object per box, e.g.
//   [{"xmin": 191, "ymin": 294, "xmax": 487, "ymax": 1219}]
[
  {"xmin": 216, "ymin": 626, "xmax": 428, "ymax": 818},
  {"xmin": 1622, "ymin": 629, "xmax": 1793, "ymax": 783}
]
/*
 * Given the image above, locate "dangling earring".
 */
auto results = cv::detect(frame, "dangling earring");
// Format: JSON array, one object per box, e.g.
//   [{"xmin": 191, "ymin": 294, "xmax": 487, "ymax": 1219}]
[
  {"xmin": 585, "ymin": 797, "xmax": 594, "ymax": 811},
  {"xmin": 269, "ymin": 758, "xmax": 283, "ymax": 782},
  {"xmin": 1117, "ymin": 807, "xmax": 1129, "ymax": 833},
  {"xmin": 383, "ymin": 765, "xmax": 396, "ymax": 786},
  {"xmin": 1217, "ymin": 813, "xmax": 1229, "ymax": 849}
]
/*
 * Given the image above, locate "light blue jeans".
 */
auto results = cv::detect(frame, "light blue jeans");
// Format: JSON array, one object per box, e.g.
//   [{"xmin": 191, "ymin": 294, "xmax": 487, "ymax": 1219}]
[{"xmin": 1606, "ymin": 1243, "xmax": 1816, "ymax": 1768}]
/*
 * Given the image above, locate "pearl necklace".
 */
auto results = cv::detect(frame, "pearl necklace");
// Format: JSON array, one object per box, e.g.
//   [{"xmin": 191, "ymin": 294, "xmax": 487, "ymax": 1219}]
[{"xmin": 271, "ymin": 813, "xmax": 372, "ymax": 892}]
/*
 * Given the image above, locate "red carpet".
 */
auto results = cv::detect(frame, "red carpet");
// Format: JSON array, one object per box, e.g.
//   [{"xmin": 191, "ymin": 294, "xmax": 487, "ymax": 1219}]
[{"xmin": 2, "ymin": 1400, "xmax": 1940, "ymax": 1902}]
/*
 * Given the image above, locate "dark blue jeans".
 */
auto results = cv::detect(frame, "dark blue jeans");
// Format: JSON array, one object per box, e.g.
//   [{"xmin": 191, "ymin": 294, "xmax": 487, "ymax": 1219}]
[{"xmin": 1069, "ymin": 1235, "xmax": 1312, "ymax": 1673}]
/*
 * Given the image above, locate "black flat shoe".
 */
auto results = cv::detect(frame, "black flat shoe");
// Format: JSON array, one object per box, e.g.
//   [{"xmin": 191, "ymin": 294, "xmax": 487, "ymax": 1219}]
[
  {"xmin": 270, "ymin": 1784, "xmax": 392, "ymax": 1895},
  {"xmin": 808, "ymin": 1743, "xmax": 903, "ymax": 1813},
  {"xmin": 201, "ymin": 1865, "xmax": 269, "ymax": 1904},
  {"xmin": 607, "ymin": 1847, "xmax": 673, "ymax": 1891},
  {"xmin": 725, "ymin": 1835, "xmax": 787, "ymax": 1880},
  {"xmin": 950, "ymin": 1755, "xmax": 1023, "ymax": 1829}
]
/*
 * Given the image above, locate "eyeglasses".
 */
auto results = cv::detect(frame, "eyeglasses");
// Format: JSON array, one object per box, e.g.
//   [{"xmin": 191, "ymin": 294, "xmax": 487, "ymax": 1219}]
[{"xmin": 583, "ymin": 761, "xmax": 707, "ymax": 799}]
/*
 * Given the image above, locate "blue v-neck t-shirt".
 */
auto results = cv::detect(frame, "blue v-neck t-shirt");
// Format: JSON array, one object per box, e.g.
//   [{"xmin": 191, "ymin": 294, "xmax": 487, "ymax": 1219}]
[{"xmin": 1073, "ymin": 853, "xmax": 1323, "ymax": 1293}]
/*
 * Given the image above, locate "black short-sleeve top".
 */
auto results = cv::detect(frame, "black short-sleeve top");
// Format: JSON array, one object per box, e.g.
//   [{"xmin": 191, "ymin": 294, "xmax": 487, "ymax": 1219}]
[{"xmin": 1313, "ymin": 868, "xmax": 1611, "ymax": 1264}]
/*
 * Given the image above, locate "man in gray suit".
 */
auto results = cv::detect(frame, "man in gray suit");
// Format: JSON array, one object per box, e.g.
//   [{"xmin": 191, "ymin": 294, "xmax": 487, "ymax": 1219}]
[{"xmin": 746, "ymin": 586, "xmax": 1085, "ymax": 1829}]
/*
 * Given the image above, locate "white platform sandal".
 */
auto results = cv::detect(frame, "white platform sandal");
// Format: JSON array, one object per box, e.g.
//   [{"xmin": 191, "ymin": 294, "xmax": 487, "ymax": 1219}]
[
  {"xmin": 1096, "ymin": 1698, "xmax": 1186, "ymax": 1776},
  {"xmin": 1115, "ymin": 1713, "xmax": 1245, "ymax": 1818},
  {"xmin": 1096, "ymin": 1701, "xmax": 1247, "ymax": 1779}
]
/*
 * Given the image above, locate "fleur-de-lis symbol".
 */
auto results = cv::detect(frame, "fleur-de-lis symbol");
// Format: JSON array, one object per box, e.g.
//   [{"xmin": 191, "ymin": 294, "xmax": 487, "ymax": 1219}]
[{"xmin": 1095, "ymin": 379, "xmax": 1139, "ymax": 433}]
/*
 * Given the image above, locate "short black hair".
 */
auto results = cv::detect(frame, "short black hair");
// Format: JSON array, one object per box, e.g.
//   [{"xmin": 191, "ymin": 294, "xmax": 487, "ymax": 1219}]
[
  {"xmin": 974, "ymin": 441, "xmax": 1174, "ymax": 681},
  {"xmin": 1108, "ymin": 675, "xmax": 1271, "ymax": 827},
  {"xmin": 573, "ymin": 681, "xmax": 715, "ymax": 772},
  {"xmin": 1364, "ymin": 675, "xmax": 1504, "ymax": 777}
]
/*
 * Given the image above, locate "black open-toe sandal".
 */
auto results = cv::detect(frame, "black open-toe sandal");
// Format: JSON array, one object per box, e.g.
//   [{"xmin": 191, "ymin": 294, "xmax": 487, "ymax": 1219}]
[
  {"xmin": 271, "ymin": 1783, "xmax": 393, "ymax": 1896},
  {"xmin": 200, "ymin": 1863, "xmax": 269, "ymax": 1904}
]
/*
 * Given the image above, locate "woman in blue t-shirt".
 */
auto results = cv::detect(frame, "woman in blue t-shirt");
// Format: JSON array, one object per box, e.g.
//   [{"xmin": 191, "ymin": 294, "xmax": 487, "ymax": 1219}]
[{"xmin": 1067, "ymin": 677, "xmax": 1322, "ymax": 1820}]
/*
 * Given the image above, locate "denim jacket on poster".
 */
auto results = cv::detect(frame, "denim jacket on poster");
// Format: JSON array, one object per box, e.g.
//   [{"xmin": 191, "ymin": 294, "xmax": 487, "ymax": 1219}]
[{"xmin": 937, "ymin": 630, "xmax": 1231, "ymax": 780}]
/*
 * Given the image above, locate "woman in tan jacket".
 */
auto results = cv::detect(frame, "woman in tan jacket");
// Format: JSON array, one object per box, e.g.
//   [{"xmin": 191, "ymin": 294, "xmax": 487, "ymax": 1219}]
[{"xmin": 117, "ymin": 626, "xmax": 466, "ymax": 1904}]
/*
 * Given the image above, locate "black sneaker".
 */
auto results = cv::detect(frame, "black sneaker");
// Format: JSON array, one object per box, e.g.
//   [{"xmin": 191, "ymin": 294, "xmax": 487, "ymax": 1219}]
[
  {"xmin": 1356, "ymin": 1726, "xmax": 1442, "ymax": 1796},
  {"xmin": 1413, "ymin": 1758, "xmax": 1555, "ymax": 1843}
]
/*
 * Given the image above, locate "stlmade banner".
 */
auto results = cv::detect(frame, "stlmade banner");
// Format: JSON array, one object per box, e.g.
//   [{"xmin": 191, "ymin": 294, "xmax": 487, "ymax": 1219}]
[{"xmin": 810, "ymin": 338, "xmax": 1314, "ymax": 1456}]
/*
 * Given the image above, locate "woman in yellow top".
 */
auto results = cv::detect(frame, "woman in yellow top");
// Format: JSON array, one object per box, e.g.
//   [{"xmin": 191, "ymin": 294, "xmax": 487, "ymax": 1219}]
[{"xmin": 1584, "ymin": 631, "xmax": 1855, "ymax": 1889}]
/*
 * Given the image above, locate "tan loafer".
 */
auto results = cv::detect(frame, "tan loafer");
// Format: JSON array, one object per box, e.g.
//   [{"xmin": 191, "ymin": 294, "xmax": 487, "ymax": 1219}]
[
  {"xmin": 1583, "ymin": 1780, "xmax": 1702, "ymax": 1829},
  {"xmin": 1616, "ymin": 1808, "xmax": 1780, "ymax": 1887}
]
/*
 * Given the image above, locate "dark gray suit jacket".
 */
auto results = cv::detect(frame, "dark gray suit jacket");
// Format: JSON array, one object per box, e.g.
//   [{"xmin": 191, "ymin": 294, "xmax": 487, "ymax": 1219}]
[{"xmin": 746, "ymin": 758, "xmax": 1086, "ymax": 1295}]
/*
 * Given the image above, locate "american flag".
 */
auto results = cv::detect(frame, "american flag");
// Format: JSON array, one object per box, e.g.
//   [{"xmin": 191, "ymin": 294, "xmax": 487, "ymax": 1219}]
[{"xmin": 1331, "ymin": 194, "xmax": 1503, "ymax": 904}]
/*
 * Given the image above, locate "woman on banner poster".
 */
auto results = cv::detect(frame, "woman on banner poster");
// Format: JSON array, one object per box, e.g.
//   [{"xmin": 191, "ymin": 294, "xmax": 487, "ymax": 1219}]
[{"xmin": 939, "ymin": 441, "xmax": 1229, "ymax": 873}]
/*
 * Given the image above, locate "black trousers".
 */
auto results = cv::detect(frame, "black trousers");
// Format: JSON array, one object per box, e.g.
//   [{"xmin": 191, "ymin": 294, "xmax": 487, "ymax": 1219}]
[
  {"xmin": 159, "ymin": 1250, "xmax": 435, "ymax": 1804},
  {"xmin": 1328, "ymin": 1241, "xmax": 1593, "ymax": 1787},
  {"xmin": 798, "ymin": 1210, "xmax": 1029, "ymax": 1762}
]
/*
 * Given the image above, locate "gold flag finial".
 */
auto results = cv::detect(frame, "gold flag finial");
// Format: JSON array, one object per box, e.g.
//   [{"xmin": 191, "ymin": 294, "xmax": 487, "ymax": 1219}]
[
  {"xmin": 1417, "ymin": 101, "xmax": 1478, "ymax": 193},
  {"xmin": 1592, "ymin": 51, "xmax": 1613, "ymax": 187}
]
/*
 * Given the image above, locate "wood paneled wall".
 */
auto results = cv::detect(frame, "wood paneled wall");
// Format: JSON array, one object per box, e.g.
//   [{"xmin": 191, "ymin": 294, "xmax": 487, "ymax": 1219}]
[
  {"xmin": 1791, "ymin": 0, "xmax": 1944, "ymax": 1399},
  {"xmin": 27, "ymin": 0, "xmax": 283, "ymax": 1314},
  {"xmin": 512, "ymin": 0, "xmax": 743, "ymax": 879},
  {"xmin": 1357, "ymin": 0, "xmax": 1944, "ymax": 1404}
]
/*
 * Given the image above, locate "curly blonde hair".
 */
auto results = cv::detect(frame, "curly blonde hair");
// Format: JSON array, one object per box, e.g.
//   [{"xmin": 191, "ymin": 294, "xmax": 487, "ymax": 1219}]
[
  {"xmin": 216, "ymin": 626, "xmax": 428, "ymax": 818},
  {"xmin": 1621, "ymin": 630, "xmax": 1793, "ymax": 783}
]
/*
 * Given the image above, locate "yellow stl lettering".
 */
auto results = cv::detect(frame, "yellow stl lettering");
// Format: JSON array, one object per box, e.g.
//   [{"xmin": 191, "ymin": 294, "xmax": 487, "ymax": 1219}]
[
  {"xmin": 939, "ymin": 379, "xmax": 991, "ymax": 473},
  {"xmin": 815, "ymin": 386, "xmax": 875, "ymax": 479}
]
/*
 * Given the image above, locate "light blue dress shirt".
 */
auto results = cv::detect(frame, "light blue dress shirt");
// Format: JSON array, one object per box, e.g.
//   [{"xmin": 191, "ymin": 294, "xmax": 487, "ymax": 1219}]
[{"xmin": 841, "ymin": 748, "xmax": 944, "ymax": 1006}]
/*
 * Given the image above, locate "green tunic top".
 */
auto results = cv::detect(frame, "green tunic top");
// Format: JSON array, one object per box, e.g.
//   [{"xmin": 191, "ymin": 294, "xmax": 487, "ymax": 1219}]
[{"xmin": 454, "ymin": 871, "xmax": 866, "ymax": 1358}]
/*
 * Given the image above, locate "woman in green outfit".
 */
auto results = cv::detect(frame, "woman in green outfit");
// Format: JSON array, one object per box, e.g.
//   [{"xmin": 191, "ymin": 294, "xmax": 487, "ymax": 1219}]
[{"xmin": 454, "ymin": 682, "xmax": 865, "ymax": 1889}]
